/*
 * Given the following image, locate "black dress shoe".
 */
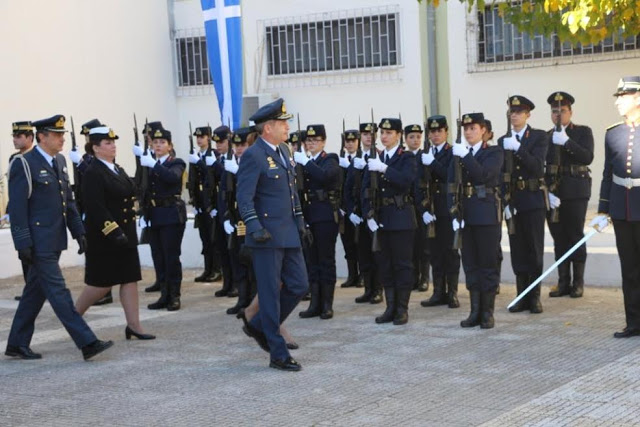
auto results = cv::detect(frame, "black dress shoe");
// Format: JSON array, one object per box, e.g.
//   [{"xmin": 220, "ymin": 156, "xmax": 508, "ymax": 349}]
[
  {"xmin": 147, "ymin": 299, "xmax": 168, "ymax": 310},
  {"xmin": 242, "ymin": 325, "xmax": 270, "ymax": 353},
  {"xmin": 269, "ymin": 356, "xmax": 302, "ymax": 371},
  {"xmin": 208, "ymin": 271, "xmax": 223, "ymax": 282},
  {"xmin": 214, "ymin": 289, "xmax": 229, "ymax": 297},
  {"xmin": 92, "ymin": 293, "xmax": 113, "ymax": 306},
  {"xmin": 614, "ymin": 328, "xmax": 640, "ymax": 338},
  {"xmin": 286, "ymin": 342, "xmax": 299, "ymax": 350},
  {"xmin": 167, "ymin": 298, "xmax": 181, "ymax": 311},
  {"xmin": 125, "ymin": 326, "xmax": 156, "ymax": 340},
  {"xmin": 145, "ymin": 282, "xmax": 161, "ymax": 293},
  {"xmin": 14, "ymin": 296, "xmax": 21, "ymax": 301},
  {"xmin": 81, "ymin": 340, "xmax": 114, "ymax": 361},
  {"xmin": 5, "ymin": 345, "xmax": 42, "ymax": 360}
]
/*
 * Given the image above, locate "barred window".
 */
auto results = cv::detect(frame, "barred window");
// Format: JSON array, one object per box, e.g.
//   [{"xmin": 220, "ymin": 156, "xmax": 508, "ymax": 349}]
[
  {"xmin": 477, "ymin": 5, "xmax": 640, "ymax": 65},
  {"xmin": 264, "ymin": 10, "xmax": 400, "ymax": 76},
  {"xmin": 175, "ymin": 35, "xmax": 212, "ymax": 87}
]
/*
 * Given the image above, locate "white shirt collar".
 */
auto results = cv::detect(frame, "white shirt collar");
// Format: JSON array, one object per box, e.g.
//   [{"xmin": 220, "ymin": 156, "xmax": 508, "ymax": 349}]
[
  {"xmin": 470, "ymin": 142, "xmax": 482, "ymax": 156},
  {"xmin": 262, "ymin": 138, "xmax": 279, "ymax": 152},
  {"xmin": 513, "ymin": 125, "xmax": 527, "ymax": 140},
  {"xmin": 98, "ymin": 158, "xmax": 117, "ymax": 173},
  {"xmin": 311, "ymin": 151, "xmax": 322, "ymax": 161},
  {"xmin": 35, "ymin": 144, "xmax": 54, "ymax": 166},
  {"xmin": 158, "ymin": 154, "xmax": 170, "ymax": 165},
  {"xmin": 411, "ymin": 149, "xmax": 420, "ymax": 155},
  {"xmin": 384, "ymin": 143, "xmax": 400, "ymax": 160}
]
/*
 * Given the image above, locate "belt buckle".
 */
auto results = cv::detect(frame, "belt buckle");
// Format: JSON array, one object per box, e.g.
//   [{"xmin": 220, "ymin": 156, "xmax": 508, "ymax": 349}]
[
  {"xmin": 516, "ymin": 180, "xmax": 525, "ymax": 191},
  {"xmin": 625, "ymin": 177, "xmax": 633, "ymax": 189}
]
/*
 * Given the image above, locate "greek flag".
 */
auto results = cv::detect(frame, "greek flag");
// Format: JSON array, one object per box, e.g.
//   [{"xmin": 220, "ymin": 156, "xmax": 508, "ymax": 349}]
[{"xmin": 201, "ymin": 0, "xmax": 243, "ymax": 130}]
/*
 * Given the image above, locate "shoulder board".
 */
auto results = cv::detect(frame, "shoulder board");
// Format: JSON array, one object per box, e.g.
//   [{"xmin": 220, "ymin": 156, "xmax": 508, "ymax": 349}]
[
  {"xmin": 398, "ymin": 148, "xmax": 404, "ymax": 155},
  {"xmin": 321, "ymin": 151, "xmax": 326, "ymax": 158},
  {"xmin": 606, "ymin": 121, "xmax": 624, "ymax": 131}
]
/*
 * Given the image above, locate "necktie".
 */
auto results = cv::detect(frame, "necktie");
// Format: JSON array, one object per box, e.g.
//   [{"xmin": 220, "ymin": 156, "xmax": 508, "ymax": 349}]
[
  {"xmin": 51, "ymin": 157, "xmax": 59, "ymax": 178},
  {"xmin": 114, "ymin": 165, "xmax": 120, "ymax": 174},
  {"xmin": 348, "ymin": 155, "xmax": 352, "ymax": 162},
  {"xmin": 433, "ymin": 147, "xmax": 437, "ymax": 156},
  {"xmin": 384, "ymin": 153, "xmax": 390, "ymax": 164}
]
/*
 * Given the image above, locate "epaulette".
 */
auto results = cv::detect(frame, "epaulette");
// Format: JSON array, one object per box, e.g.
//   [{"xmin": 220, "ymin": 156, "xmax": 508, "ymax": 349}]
[
  {"xmin": 398, "ymin": 148, "xmax": 404, "ymax": 155},
  {"xmin": 606, "ymin": 121, "xmax": 624, "ymax": 131}
]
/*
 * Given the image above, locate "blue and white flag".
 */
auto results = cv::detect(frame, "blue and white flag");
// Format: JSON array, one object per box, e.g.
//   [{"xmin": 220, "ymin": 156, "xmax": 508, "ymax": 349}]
[{"xmin": 201, "ymin": 0, "xmax": 243, "ymax": 130}]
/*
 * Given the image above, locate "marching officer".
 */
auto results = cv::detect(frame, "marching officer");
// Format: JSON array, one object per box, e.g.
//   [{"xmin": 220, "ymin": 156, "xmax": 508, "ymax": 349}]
[
  {"xmin": 500, "ymin": 95, "xmax": 549, "ymax": 314},
  {"xmin": 5, "ymin": 114, "xmax": 113, "ymax": 360},
  {"xmin": 346, "ymin": 123, "xmax": 383, "ymax": 304},
  {"xmin": 296, "ymin": 124, "xmax": 341, "ymax": 319},
  {"xmin": 405, "ymin": 124, "xmax": 430, "ymax": 293},
  {"xmin": 418, "ymin": 115, "xmax": 461, "ymax": 308},
  {"xmin": 338, "ymin": 129, "xmax": 362, "ymax": 289},
  {"xmin": 592, "ymin": 76, "xmax": 640, "ymax": 338},
  {"xmin": 545, "ymin": 92, "xmax": 594, "ymax": 299},
  {"xmin": 363, "ymin": 118, "xmax": 417, "ymax": 325},
  {"xmin": 450, "ymin": 113, "xmax": 503, "ymax": 329},
  {"xmin": 236, "ymin": 98, "xmax": 310, "ymax": 371},
  {"xmin": 483, "ymin": 119, "xmax": 502, "ymax": 294},
  {"xmin": 140, "ymin": 125, "xmax": 187, "ymax": 311}
]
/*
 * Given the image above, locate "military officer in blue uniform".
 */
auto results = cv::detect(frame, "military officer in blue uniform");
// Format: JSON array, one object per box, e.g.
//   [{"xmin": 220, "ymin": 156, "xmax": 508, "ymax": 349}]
[
  {"xmin": 592, "ymin": 76, "xmax": 640, "ymax": 338},
  {"xmin": 5, "ymin": 114, "xmax": 113, "ymax": 360},
  {"xmin": 363, "ymin": 118, "xmax": 417, "ymax": 325},
  {"xmin": 345, "ymin": 123, "xmax": 384, "ymax": 305},
  {"xmin": 236, "ymin": 98, "xmax": 310, "ymax": 371},
  {"xmin": 140, "ymin": 126, "xmax": 187, "ymax": 311},
  {"xmin": 499, "ymin": 95, "xmax": 549, "ymax": 314},
  {"xmin": 544, "ymin": 92, "xmax": 594, "ymax": 299},
  {"xmin": 418, "ymin": 115, "xmax": 462, "ymax": 308},
  {"xmin": 450, "ymin": 113, "xmax": 503, "ymax": 329},
  {"xmin": 295, "ymin": 124, "xmax": 341, "ymax": 320}
]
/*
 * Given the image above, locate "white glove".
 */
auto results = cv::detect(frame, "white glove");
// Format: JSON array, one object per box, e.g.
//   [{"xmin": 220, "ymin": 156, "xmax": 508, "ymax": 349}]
[
  {"xmin": 140, "ymin": 152, "xmax": 156, "ymax": 168},
  {"xmin": 205, "ymin": 153, "xmax": 216, "ymax": 166},
  {"xmin": 422, "ymin": 211, "xmax": 436, "ymax": 225},
  {"xmin": 349, "ymin": 213, "xmax": 363, "ymax": 226},
  {"xmin": 294, "ymin": 151, "xmax": 310, "ymax": 166},
  {"xmin": 504, "ymin": 205, "xmax": 512, "ymax": 221},
  {"xmin": 503, "ymin": 135, "xmax": 521, "ymax": 151},
  {"xmin": 589, "ymin": 214, "xmax": 610, "ymax": 232},
  {"xmin": 188, "ymin": 152, "xmax": 200, "ymax": 164},
  {"xmin": 210, "ymin": 209, "xmax": 218, "ymax": 218},
  {"xmin": 339, "ymin": 156, "xmax": 351, "ymax": 169},
  {"xmin": 553, "ymin": 129, "xmax": 569, "ymax": 145},
  {"xmin": 452, "ymin": 218, "xmax": 465, "ymax": 231},
  {"xmin": 223, "ymin": 220, "xmax": 235, "ymax": 235},
  {"xmin": 0, "ymin": 213, "xmax": 9, "ymax": 224},
  {"xmin": 69, "ymin": 149, "xmax": 82, "ymax": 165},
  {"xmin": 548, "ymin": 192, "xmax": 561, "ymax": 209},
  {"xmin": 139, "ymin": 216, "xmax": 150, "ymax": 228},
  {"xmin": 421, "ymin": 151, "xmax": 435, "ymax": 165},
  {"xmin": 339, "ymin": 208, "xmax": 346, "ymax": 216},
  {"xmin": 367, "ymin": 218, "xmax": 380, "ymax": 232},
  {"xmin": 224, "ymin": 156, "xmax": 239, "ymax": 175},
  {"xmin": 452, "ymin": 143, "xmax": 468, "ymax": 158},
  {"xmin": 367, "ymin": 157, "xmax": 387, "ymax": 173},
  {"xmin": 353, "ymin": 157, "xmax": 366, "ymax": 170},
  {"xmin": 132, "ymin": 144, "xmax": 144, "ymax": 157}
]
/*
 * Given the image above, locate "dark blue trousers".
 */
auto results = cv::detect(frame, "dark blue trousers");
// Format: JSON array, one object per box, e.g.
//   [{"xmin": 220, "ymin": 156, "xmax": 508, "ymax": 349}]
[
  {"xmin": 9, "ymin": 251, "xmax": 96, "ymax": 349},
  {"xmin": 376, "ymin": 229, "xmax": 415, "ymax": 291},
  {"xmin": 462, "ymin": 225, "xmax": 501, "ymax": 292},
  {"xmin": 149, "ymin": 224, "xmax": 185, "ymax": 295},
  {"xmin": 430, "ymin": 216, "xmax": 461, "ymax": 278},
  {"xmin": 249, "ymin": 247, "xmax": 308, "ymax": 361},
  {"xmin": 309, "ymin": 221, "xmax": 339, "ymax": 285}
]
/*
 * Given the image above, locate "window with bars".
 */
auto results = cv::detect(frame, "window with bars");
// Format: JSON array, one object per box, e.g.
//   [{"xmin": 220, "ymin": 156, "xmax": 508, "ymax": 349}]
[
  {"xmin": 175, "ymin": 35, "xmax": 212, "ymax": 87},
  {"xmin": 264, "ymin": 11, "xmax": 400, "ymax": 76},
  {"xmin": 477, "ymin": 5, "xmax": 640, "ymax": 64}
]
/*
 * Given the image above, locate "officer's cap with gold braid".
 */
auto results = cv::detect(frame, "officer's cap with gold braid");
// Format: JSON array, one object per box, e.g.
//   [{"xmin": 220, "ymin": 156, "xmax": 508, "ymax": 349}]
[
  {"xmin": 89, "ymin": 126, "xmax": 120, "ymax": 142},
  {"xmin": 359, "ymin": 122, "xmax": 377, "ymax": 134},
  {"xmin": 232, "ymin": 126, "xmax": 255, "ymax": 144},
  {"xmin": 547, "ymin": 91, "xmax": 575, "ymax": 106},
  {"xmin": 306, "ymin": 124, "xmax": 326, "ymax": 139},
  {"xmin": 613, "ymin": 76, "xmax": 640, "ymax": 97},
  {"xmin": 378, "ymin": 118, "xmax": 402, "ymax": 132},
  {"xmin": 193, "ymin": 126, "xmax": 212, "ymax": 137},
  {"xmin": 344, "ymin": 129, "xmax": 360, "ymax": 141},
  {"xmin": 461, "ymin": 112, "xmax": 486, "ymax": 126},
  {"xmin": 32, "ymin": 115, "xmax": 68, "ymax": 133},
  {"xmin": 143, "ymin": 121, "xmax": 163, "ymax": 136},
  {"xmin": 507, "ymin": 95, "xmax": 535, "ymax": 112},
  {"xmin": 212, "ymin": 125, "xmax": 231, "ymax": 142},
  {"xmin": 249, "ymin": 98, "xmax": 293, "ymax": 124},
  {"xmin": 12, "ymin": 121, "xmax": 34, "ymax": 135},
  {"xmin": 427, "ymin": 115, "xmax": 448, "ymax": 131},
  {"xmin": 152, "ymin": 127, "xmax": 172, "ymax": 141},
  {"xmin": 80, "ymin": 119, "xmax": 105, "ymax": 135},
  {"xmin": 404, "ymin": 124, "xmax": 423, "ymax": 135}
]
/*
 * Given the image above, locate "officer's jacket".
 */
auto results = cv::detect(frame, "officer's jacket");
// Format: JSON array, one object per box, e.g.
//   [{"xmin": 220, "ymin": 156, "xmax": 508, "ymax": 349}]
[
  {"xmin": 344, "ymin": 152, "xmax": 373, "ymax": 218},
  {"xmin": 218, "ymin": 156, "xmax": 240, "ymax": 222},
  {"xmin": 498, "ymin": 125, "xmax": 549, "ymax": 213},
  {"xmin": 237, "ymin": 138, "xmax": 304, "ymax": 248},
  {"xmin": 412, "ymin": 148, "xmax": 430, "ymax": 214},
  {"xmin": 339, "ymin": 152, "xmax": 358, "ymax": 211},
  {"xmin": 302, "ymin": 150, "xmax": 341, "ymax": 224},
  {"xmin": 414, "ymin": 143, "xmax": 453, "ymax": 218},
  {"xmin": 8, "ymin": 148, "xmax": 84, "ymax": 252},
  {"xmin": 81, "ymin": 160, "xmax": 138, "ymax": 252},
  {"xmin": 545, "ymin": 123, "xmax": 594, "ymax": 200},
  {"xmin": 447, "ymin": 143, "xmax": 503, "ymax": 226},
  {"xmin": 191, "ymin": 152, "xmax": 211, "ymax": 212},
  {"xmin": 598, "ymin": 122, "xmax": 640, "ymax": 221},
  {"xmin": 149, "ymin": 157, "xmax": 187, "ymax": 227},
  {"xmin": 362, "ymin": 147, "xmax": 417, "ymax": 231}
]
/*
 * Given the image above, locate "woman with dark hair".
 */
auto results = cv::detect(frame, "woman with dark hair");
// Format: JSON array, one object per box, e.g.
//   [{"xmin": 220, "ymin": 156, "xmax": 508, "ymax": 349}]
[{"xmin": 74, "ymin": 126, "xmax": 155, "ymax": 340}]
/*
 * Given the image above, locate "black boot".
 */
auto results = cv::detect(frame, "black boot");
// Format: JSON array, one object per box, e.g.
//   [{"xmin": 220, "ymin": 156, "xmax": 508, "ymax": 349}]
[
  {"xmin": 320, "ymin": 282, "xmax": 335, "ymax": 320},
  {"xmin": 529, "ymin": 279, "xmax": 543, "ymax": 314},
  {"xmin": 340, "ymin": 259, "xmax": 359, "ymax": 288},
  {"xmin": 375, "ymin": 287, "xmax": 395, "ymax": 324},
  {"xmin": 299, "ymin": 282, "xmax": 321, "ymax": 318},
  {"xmin": 194, "ymin": 254, "xmax": 213, "ymax": 282},
  {"xmin": 355, "ymin": 274, "xmax": 364, "ymax": 288},
  {"xmin": 480, "ymin": 291, "xmax": 495, "ymax": 329},
  {"xmin": 460, "ymin": 290, "xmax": 481, "ymax": 327},
  {"xmin": 508, "ymin": 274, "xmax": 530, "ymax": 313},
  {"xmin": 370, "ymin": 274, "xmax": 383, "ymax": 304},
  {"xmin": 549, "ymin": 262, "xmax": 571, "ymax": 297},
  {"xmin": 167, "ymin": 282, "xmax": 181, "ymax": 311},
  {"xmin": 393, "ymin": 288, "xmax": 410, "ymax": 325},
  {"xmin": 447, "ymin": 273, "xmax": 460, "ymax": 308},
  {"xmin": 355, "ymin": 272, "xmax": 373, "ymax": 303},
  {"xmin": 214, "ymin": 262, "xmax": 233, "ymax": 297},
  {"xmin": 416, "ymin": 262, "xmax": 430, "ymax": 292},
  {"xmin": 420, "ymin": 276, "xmax": 448, "ymax": 307},
  {"xmin": 570, "ymin": 261, "xmax": 585, "ymax": 298},
  {"xmin": 93, "ymin": 290, "xmax": 113, "ymax": 306},
  {"xmin": 227, "ymin": 280, "xmax": 249, "ymax": 315},
  {"xmin": 148, "ymin": 282, "xmax": 169, "ymax": 310},
  {"xmin": 145, "ymin": 282, "xmax": 162, "ymax": 292}
]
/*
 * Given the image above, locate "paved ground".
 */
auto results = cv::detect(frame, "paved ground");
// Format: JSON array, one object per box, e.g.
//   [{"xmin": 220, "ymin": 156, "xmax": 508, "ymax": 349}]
[{"xmin": 1, "ymin": 268, "xmax": 639, "ymax": 427}]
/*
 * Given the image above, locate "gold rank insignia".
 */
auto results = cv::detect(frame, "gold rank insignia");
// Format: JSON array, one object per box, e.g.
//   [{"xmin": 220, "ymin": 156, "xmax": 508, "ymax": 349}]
[
  {"xmin": 554, "ymin": 92, "xmax": 563, "ymax": 101},
  {"xmin": 267, "ymin": 156, "xmax": 277, "ymax": 169},
  {"xmin": 463, "ymin": 115, "xmax": 472, "ymax": 124},
  {"xmin": 236, "ymin": 220, "xmax": 246, "ymax": 237},
  {"xmin": 154, "ymin": 129, "xmax": 163, "ymax": 138},
  {"xmin": 511, "ymin": 97, "xmax": 521, "ymax": 106},
  {"xmin": 364, "ymin": 124, "xmax": 372, "ymax": 131},
  {"xmin": 55, "ymin": 116, "xmax": 65, "ymax": 128},
  {"xmin": 108, "ymin": 129, "xmax": 116, "ymax": 138},
  {"xmin": 430, "ymin": 120, "xmax": 439, "ymax": 129},
  {"xmin": 347, "ymin": 132, "xmax": 354, "ymax": 139},
  {"xmin": 282, "ymin": 102, "xmax": 287, "ymax": 114},
  {"xmin": 234, "ymin": 134, "xmax": 241, "ymax": 142},
  {"xmin": 82, "ymin": 126, "xmax": 89, "ymax": 134},
  {"xmin": 291, "ymin": 134, "xmax": 299, "ymax": 142},
  {"xmin": 195, "ymin": 129, "xmax": 202, "ymax": 136},
  {"xmin": 382, "ymin": 119, "xmax": 391, "ymax": 129},
  {"xmin": 307, "ymin": 128, "xmax": 316, "ymax": 136},
  {"xmin": 213, "ymin": 134, "xmax": 221, "ymax": 141},
  {"xmin": 101, "ymin": 221, "xmax": 119, "ymax": 236},
  {"xmin": 411, "ymin": 125, "xmax": 421, "ymax": 131}
]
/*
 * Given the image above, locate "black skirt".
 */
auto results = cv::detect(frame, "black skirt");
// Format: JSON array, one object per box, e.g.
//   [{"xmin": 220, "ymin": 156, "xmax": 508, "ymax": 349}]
[{"xmin": 85, "ymin": 246, "xmax": 142, "ymax": 287}]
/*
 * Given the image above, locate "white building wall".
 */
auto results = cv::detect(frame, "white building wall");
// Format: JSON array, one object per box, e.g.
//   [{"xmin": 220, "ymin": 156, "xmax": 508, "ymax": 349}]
[{"xmin": 445, "ymin": 1, "xmax": 640, "ymax": 207}]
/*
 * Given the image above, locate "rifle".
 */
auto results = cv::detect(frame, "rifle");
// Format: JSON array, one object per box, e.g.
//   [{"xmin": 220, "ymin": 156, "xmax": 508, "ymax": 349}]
[
  {"xmin": 337, "ymin": 118, "xmax": 346, "ymax": 234},
  {"xmin": 187, "ymin": 122, "xmax": 197, "ymax": 210},
  {"xmin": 206, "ymin": 134, "xmax": 217, "ymax": 245},
  {"xmin": 133, "ymin": 114, "xmax": 142, "ymax": 190},
  {"xmin": 368, "ymin": 108, "xmax": 381, "ymax": 252},
  {"xmin": 548, "ymin": 99, "xmax": 563, "ymax": 223},
  {"xmin": 421, "ymin": 105, "xmax": 435, "ymax": 239},
  {"xmin": 139, "ymin": 119, "xmax": 152, "ymax": 245},
  {"xmin": 225, "ymin": 147, "xmax": 237, "ymax": 250},
  {"xmin": 450, "ymin": 101, "xmax": 464, "ymax": 250},
  {"xmin": 69, "ymin": 116, "xmax": 83, "ymax": 215},
  {"xmin": 503, "ymin": 99, "xmax": 516, "ymax": 235},
  {"xmin": 295, "ymin": 114, "xmax": 306, "ymax": 204}
]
